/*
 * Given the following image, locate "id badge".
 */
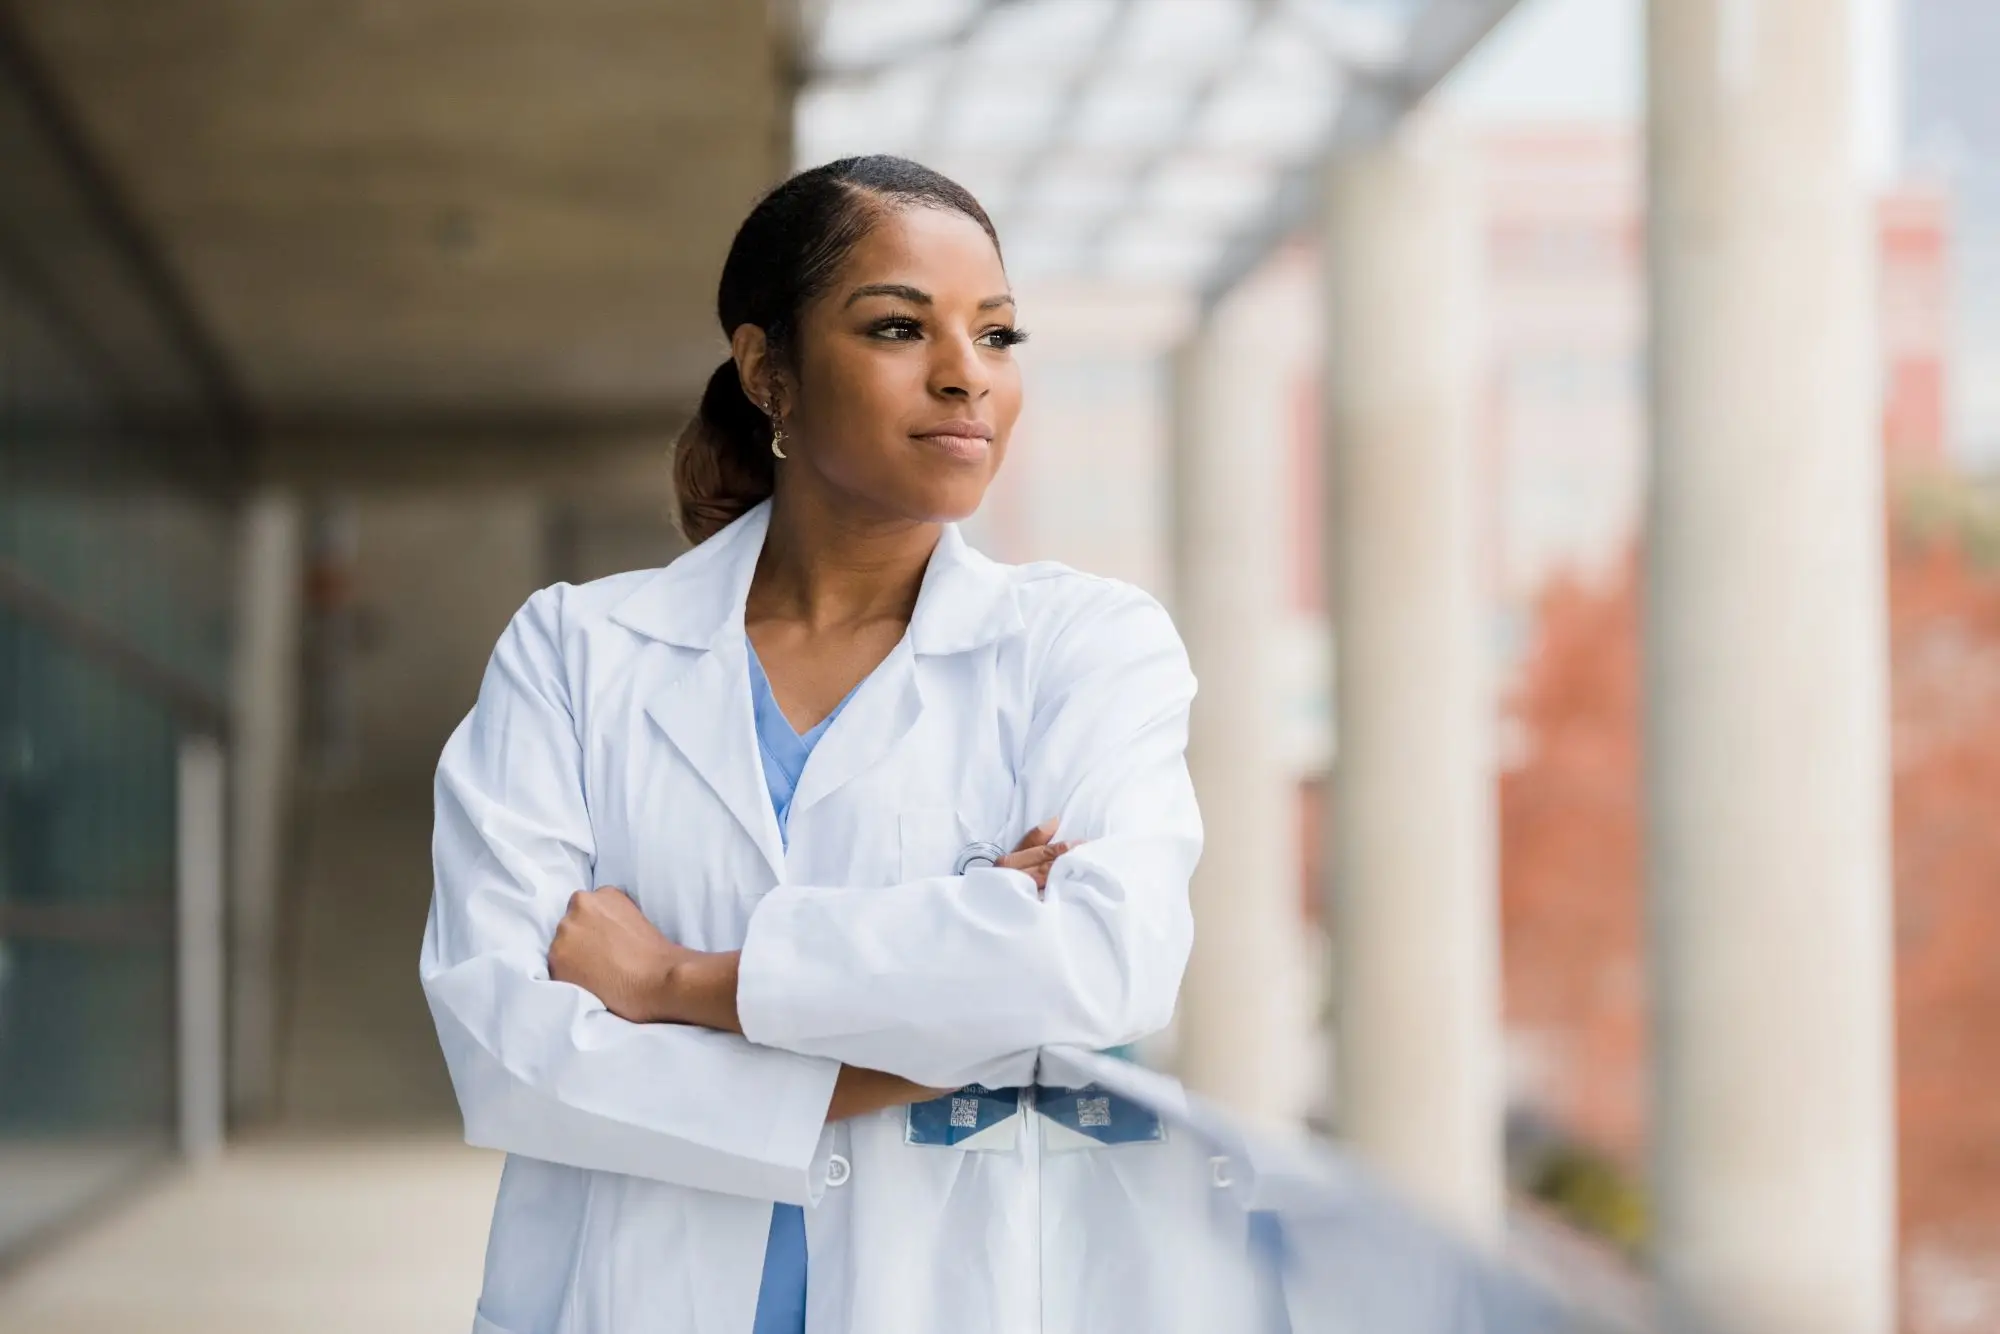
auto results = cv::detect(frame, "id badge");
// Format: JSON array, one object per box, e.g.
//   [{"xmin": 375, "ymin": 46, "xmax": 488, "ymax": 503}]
[
  {"xmin": 1034, "ymin": 1083, "xmax": 1167, "ymax": 1153},
  {"xmin": 904, "ymin": 1084, "xmax": 1024, "ymax": 1151}
]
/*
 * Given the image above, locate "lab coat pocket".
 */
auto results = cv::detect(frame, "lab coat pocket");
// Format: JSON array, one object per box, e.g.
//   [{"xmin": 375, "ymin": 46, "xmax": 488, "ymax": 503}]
[
  {"xmin": 476, "ymin": 1157, "xmax": 599, "ymax": 1334},
  {"xmin": 898, "ymin": 808, "xmax": 970, "ymax": 882}
]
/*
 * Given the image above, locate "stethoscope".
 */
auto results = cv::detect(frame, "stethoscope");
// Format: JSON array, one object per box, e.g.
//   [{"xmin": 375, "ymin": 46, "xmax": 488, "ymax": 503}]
[{"xmin": 952, "ymin": 840, "xmax": 1008, "ymax": 875}]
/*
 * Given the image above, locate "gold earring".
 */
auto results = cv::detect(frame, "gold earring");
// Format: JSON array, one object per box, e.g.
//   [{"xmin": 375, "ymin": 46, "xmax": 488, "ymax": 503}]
[{"xmin": 762, "ymin": 399, "xmax": 788, "ymax": 460}]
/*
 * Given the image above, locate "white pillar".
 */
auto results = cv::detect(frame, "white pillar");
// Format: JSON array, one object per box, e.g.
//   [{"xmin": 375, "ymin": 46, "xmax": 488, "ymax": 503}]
[
  {"xmin": 178, "ymin": 734, "xmax": 228, "ymax": 1161},
  {"xmin": 1321, "ymin": 114, "xmax": 1500, "ymax": 1239},
  {"xmin": 229, "ymin": 490, "xmax": 305, "ymax": 1124},
  {"xmin": 1646, "ymin": 4, "xmax": 1895, "ymax": 1332},
  {"xmin": 1170, "ymin": 276, "xmax": 1315, "ymax": 1130}
]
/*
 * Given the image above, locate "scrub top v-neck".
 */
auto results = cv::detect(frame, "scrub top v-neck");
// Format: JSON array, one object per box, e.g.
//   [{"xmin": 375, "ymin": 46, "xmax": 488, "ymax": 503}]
[{"xmin": 746, "ymin": 634, "xmax": 866, "ymax": 1334}]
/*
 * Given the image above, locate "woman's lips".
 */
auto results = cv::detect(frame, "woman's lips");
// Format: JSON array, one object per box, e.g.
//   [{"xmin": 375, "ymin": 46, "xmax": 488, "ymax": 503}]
[{"xmin": 912, "ymin": 421, "xmax": 993, "ymax": 462}]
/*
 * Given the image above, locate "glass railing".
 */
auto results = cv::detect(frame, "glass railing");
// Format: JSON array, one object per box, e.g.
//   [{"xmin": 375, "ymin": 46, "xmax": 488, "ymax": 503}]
[
  {"xmin": 1033, "ymin": 1048, "xmax": 1644, "ymax": 1334},
  {"xmin": 0, "ymin": 606, "xmax": 190, "ymax": 1256},
  {"xmin": 1, "ymin": 17, "xmax": 236, "ymax": 1261}
]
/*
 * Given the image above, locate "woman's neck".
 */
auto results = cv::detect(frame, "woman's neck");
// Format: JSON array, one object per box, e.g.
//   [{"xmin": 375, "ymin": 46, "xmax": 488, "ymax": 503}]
[{"xmin": 747, "ymin": 487, "xmax": 940, "ymax": 634}]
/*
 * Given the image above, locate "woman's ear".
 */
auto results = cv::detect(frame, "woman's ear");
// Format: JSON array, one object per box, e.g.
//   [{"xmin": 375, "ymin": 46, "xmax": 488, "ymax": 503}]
[{"xmin": 730, "ymin": 324, "xmax": 781, "ymax": 418}]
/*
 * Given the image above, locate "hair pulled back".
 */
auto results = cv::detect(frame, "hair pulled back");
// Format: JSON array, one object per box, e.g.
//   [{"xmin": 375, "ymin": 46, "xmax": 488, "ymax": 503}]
[{"xmin": 671, "ymin": 155, "xmax": 1000, "ymax": 544}]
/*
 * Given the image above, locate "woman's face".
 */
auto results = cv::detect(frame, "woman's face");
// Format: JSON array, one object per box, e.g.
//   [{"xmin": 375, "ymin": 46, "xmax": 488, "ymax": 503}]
[{"xmin": 769, "ymin": 205, "xmax": 1024, "ymax": 525}]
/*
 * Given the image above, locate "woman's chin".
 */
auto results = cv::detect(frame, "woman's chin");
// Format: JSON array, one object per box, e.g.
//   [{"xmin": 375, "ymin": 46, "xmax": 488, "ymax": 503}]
[
  {"xmin": 898, "ymin": 486, "xmax": 988, "ymax": 527},
  {"xmin": 880, "ymin": 467, "xmax": 995, "ymax": 527},
  {"xmin": 922, "ymin": 497, "xmax": 987, "ymax": 526}
]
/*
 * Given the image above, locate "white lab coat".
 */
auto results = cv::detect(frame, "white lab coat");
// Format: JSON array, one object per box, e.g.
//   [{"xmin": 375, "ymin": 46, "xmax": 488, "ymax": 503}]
[{"xmin": 422, "ymin": 500, "xmax": 1203, "ymax": 1334}]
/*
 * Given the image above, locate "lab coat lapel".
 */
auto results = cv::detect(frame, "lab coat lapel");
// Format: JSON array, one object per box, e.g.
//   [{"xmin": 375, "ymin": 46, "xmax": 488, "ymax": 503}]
[
  {"xmin": 641, "ymin": 635, "xmax": 787, "ymax": 884},
  {"xmin": 786, "ymin": 524, "xmax": 1024, "ymax": 824},
  {"xmin": 785, "ymin": 637, "xmax": 922, "ymax": 822},
  {"xmin": 614, "ymin": 504, "xmax": 787, "ymax": 883}
]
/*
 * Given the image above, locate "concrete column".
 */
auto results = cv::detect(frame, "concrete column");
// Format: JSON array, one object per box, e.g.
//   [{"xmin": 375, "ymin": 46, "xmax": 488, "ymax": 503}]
[
  {"xmin": 1321, "ymin": 114, "xmax": 1500, "ymax": 1239},
  {"xmin": 1170, "ymin": 275, "xmax": 1315, "ymax": 1130},
  {"xmin": 179, "ymin": 734, "xmax": 228, "ymax": 1161},
  {"xmin": 1646, "ymin": 4, "xmax": 1894, "ymax": 1333},
  {"xmin": 229, "ymin": 490, "xmax": 305, "ymax": 1124}
]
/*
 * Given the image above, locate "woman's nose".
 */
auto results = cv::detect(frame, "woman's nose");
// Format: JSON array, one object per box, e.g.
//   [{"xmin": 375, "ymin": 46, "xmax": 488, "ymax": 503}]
[{"xmin": 928, "ymin": 331, "xmax": 990, "ymax": 400}]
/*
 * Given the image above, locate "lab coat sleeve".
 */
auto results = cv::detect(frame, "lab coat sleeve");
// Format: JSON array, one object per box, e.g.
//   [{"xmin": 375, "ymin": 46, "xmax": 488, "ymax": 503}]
[
  {"xmin": 736, "ymin": 580, "xmax": 1202, "ymax": 1090},
  {"xmin": 421, "ymin": 586, "xmax": 842, "ymax": 1205}
]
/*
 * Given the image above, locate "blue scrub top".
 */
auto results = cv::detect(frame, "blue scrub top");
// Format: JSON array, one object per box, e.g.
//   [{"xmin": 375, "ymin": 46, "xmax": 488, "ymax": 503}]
[{"xmin": 747, "ymin": 637, "xmax": 863, "ymax": 1334}]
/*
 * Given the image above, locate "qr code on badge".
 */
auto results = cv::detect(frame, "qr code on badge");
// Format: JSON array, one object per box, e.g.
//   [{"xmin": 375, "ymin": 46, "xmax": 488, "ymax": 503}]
[
  {"xmin": 1078, "ymin": 1096, "xmax": 1112, "ymax": 1128},
  {"xmin": 950, "ymin": 1097, "xmax": 979, "ymax": 1129}
]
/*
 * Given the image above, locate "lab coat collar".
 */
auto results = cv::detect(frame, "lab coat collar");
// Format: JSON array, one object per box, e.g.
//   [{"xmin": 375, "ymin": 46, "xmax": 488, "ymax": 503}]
[
  {"xmin": 608, "ymin": 501, "xmax": 769, "ymax": 650},
  {"xmin": 607, "ymin": 499, "xmax": 1025, "ymax": 656},
  {"xmin": 908, "ymin": 523, "xmax": 1025, "ymax": 655}
]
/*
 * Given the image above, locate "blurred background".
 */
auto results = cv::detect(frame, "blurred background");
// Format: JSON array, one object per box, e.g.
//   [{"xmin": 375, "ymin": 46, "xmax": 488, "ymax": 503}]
[{"xmin": 0, "ymin": 0, "xmax": 1992, "ymax": 1331}]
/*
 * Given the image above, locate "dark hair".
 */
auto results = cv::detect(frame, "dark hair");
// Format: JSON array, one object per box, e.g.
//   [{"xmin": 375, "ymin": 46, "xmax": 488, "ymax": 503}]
[{"xmin": 671, "ymin": 156, "xmax": 1002, "ymax": 543}]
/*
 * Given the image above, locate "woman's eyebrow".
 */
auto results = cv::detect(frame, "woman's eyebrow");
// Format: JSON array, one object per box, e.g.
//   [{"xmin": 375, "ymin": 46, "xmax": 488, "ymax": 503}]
[
  {"xmin": 845, "ymin": 282, "xmax": 930, "ymax": 307},
  {"xmin": 843, "ymin": 283, "xmax": 1017, "ymax": 311}
]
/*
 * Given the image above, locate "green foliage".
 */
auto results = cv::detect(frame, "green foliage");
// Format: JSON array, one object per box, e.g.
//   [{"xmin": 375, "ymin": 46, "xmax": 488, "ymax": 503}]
[
  {"xmin": 1526, "ymin": 1143, "xmax": 1649, "ymax": 1257},
  {"xmin": 1896, "ymin": 472, "xmax": 2000, "ymax": 568}
]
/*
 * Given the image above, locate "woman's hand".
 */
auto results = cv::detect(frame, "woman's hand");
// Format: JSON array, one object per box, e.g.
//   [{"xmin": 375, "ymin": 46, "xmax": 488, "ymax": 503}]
[
  {"xmin": 549, "ymin": 887, "xmax": 702, "ymax": 1025},
  {"xmin": 994, "ymin": 817, "xmax": 1078, "ymax": 895}
]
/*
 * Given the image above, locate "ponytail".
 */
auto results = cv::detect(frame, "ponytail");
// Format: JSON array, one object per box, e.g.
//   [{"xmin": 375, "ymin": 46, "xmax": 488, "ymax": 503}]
[
  {"xmin": 672, "ymin": 359, "xmax": 775, "ymax": 545},
  {"xmin": 670, "ymin": 155, "xmax": 1000, "ymax": 544}
]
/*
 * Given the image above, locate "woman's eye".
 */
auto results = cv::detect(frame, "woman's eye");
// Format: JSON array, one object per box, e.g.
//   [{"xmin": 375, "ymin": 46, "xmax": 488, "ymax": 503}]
[
  {"xmin": 980, "ymin": 326, "xmax": 1030, "ymax": 350},
  {"xmin": 871, "ymin": 317, "xmax": 923, "ymax": 341}
]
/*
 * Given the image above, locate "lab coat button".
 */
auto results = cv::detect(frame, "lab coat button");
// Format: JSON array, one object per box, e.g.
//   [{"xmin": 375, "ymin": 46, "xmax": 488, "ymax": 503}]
[{"xmin": 825, "ymin": 1154, "xmax": 852, "ymax": 1188}]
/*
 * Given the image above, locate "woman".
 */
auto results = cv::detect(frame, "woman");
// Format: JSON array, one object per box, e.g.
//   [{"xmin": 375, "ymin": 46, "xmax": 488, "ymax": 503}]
[{"xmin": 422, "ymin": 155, "xmax": 1202, "ymax": 1334}]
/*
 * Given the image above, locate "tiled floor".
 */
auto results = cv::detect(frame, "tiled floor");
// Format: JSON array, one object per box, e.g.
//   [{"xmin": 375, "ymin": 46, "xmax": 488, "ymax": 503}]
[
  {"xmin": 0, "ymin": 1135, "xmax": 500, "ymax": 1334},
  {"xmin": 0, "ymin": 1139, "xmax": 169, "ymax": 1260}
]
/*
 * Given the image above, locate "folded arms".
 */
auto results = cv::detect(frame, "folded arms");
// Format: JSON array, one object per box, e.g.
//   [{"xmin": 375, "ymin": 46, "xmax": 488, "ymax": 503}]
[{"xmin": 420, "ymin": 582, "xmax": 1199, "ymax": 1203}]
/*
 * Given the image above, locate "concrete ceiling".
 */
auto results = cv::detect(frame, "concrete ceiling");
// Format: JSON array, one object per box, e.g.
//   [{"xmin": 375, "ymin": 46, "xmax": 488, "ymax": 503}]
[{"xmin": 9, "ymin": 0, "xmax": 791, "ymax": 427}]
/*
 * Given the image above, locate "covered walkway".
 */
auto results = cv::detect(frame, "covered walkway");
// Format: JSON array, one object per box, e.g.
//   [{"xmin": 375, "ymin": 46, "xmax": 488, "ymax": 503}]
[{"xmin": 0, "ymin": 0, "xmax": 1921, "ymax": 1329}]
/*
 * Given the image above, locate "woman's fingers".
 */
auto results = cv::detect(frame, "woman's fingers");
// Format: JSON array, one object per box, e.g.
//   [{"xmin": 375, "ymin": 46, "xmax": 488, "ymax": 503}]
[
  {"xmin": 548, "ymin": 885, "xmax": 698, "ymax": 1025},
  {"xmin": 995, "ymin": 839, "xmax": 1078, "ymax": 896},
  {"xmin": 1010, "ymin": 817, "xmax": 1060, "ymax": 855},
  {"xmin": 996, "ymin": 840, "xmax": 1066, "ymax": 871},
  {"xmin": 987, "ymin": 822, "xmax": 1081, "ymax": 897}
]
